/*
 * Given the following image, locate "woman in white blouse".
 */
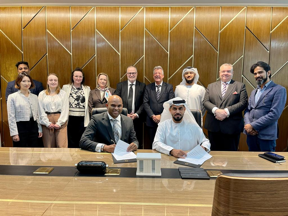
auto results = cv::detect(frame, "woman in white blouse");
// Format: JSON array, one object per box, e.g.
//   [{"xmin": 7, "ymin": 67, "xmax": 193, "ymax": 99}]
[
  {"xmin": 38, "ymin": 73, "xmax": 69, "ymax": 148},
  {"xmin": 7, "ymin": 73, "xmax": 42, "ymax": 147},
  {"xmin": 62, "ymin": 67, "xmax": 91, "ymax": 148}
]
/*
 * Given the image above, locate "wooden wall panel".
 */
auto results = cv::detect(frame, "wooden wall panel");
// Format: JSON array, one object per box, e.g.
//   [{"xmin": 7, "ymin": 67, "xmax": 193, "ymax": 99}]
[
  {"xmin": 22, "ymin": 7, "xmax": 43, "ymax": 28},
  {"xmin": 232, "ymin": 58, "xmax": 243, "ymax": 82},
  {"xmin": 219, "ymin": 9, "xmax": 245, "ymax": 68},
  {"xmin": 145, "ymin": 31, "xmax": 168, "ymax": 84},
  {"xmin": 96, "ymin": 32, "xmax": 119, "ymax": 89},
  {"xmin": 145, "ymin": 7, "xmax": 169, "ymax": 51},
  {"xmin": 47, "ymin": 33, "xmax": 71, "ymax": 86},
  {"xmin": 120, "ymin": 9, "xmax": 144, "ymax": 78},
  {"xmin": 30, "ymin": 55, "xmax": 47, "ymax": 89},
  {"xmin": 96, "ymin": 7, "xmax": 119, "ymax": 52},
  {"xmin": 0, "ymin": 7, "xmax": 22, "ymax": 49},
  {"xmin": 246, "ymin": 7, "xmax": 271, "ymax": 50},
  {"xmin": 272, "ymin": 64, "xmax": 288, "ymax": 107},
  {"xmin": 121, "ymin": 7, "xmax": 142, "ymax": 29},
  {"xmin": 134, "ymin": 58, "xmax": 144, "ymax": 83},
  {"xmin": 71, "ymin": 7, "xmax": 93, "ymax": 29},
  {"xmin": 72, "ymin": 8, "xmax": 95, "ymax": 69},
  {"xmin": 243, "ymin": 29, "xmax": 269, "ymax": 87},
  {"xmin": 47, "ymin": 7, "xmax": 71, "ymax": 52},
  {"xmin": 23, "ymin": 8, "xmax": 46, "ymax": 68},
  {"xmin": 195, "ymin": 7, "xmax": 220, "ymax": 50},
  {"xmin": 170, "ymin": 7, "xmax": 192, "ymax": 30},
  {"xmin": 220, "ymin": 7, "xmax": 245, "ymax": 29},
  {"xmin": 82, "ymin": 57, "xmax": 96, "ymax": 90},
  {"xmin": 272, "ymin": 7, "xmax": 288, "ymax": 29},
  {"xmin": 169, "ymin": 9, "xmax": 193, "ymax": 77},
  {"xmin": 194, "ymin": 30, "xmax": 218, "ymax": 88}
]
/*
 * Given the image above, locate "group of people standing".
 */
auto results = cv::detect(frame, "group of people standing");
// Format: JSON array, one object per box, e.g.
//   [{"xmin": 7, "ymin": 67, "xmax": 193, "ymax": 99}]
[{"xmin": 6, "ymin": 60, "xmax": 287, "ymax": 153}]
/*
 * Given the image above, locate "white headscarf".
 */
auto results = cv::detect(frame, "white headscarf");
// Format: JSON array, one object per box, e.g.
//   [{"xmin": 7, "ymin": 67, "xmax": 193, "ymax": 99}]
[
  {"xmin": 160, "ymin": 97, "xmax": 198, "ymax": 126},
  {"xmin": 180, "ymin": 67, "xmax": 199, "ymax": 85}
]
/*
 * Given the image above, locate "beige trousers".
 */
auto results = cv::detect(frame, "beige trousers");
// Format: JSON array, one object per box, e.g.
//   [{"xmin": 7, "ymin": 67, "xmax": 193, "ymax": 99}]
[{"xmin": 42, "ymin": 113, "xmax": 68, "ymax": 148}]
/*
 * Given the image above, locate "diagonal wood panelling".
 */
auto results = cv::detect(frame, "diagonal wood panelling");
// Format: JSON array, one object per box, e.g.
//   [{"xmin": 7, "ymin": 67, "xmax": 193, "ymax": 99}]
[
  {"xmin": 272, "ymin": 63, "xmax": 288, "ymax": 108},
  {"xmin": 82, "ymin": 56, "xmax": 96, "ymax": 90},
  {"xmin": 169, "ymin": 9, "xmax": 194, "ymax": 78},
  {"xmin": 246, "ymin": 7, "xmax": 271, "ymax": 50},
  {"xmin": 72, "ymin": 8, "xmax": 95, "ymax": 69},
  {"xmin": 272, "ymin": 7, "xmax": 288, "ymax": 30},
  {"xmin": 71, "ymin": 6, "xmax": 93, "ymax": 29},
  {"xmin": 220, "ymin": 7, "xmax": 245, "ymax": 30},
  {"xmin": 145, "ymin": 31, "xmax": 168, "ymax": 84},
  {"xmin": 47, "ymin": 7, "xmax": 71, "ymax": 52},
  {"xmin": 22, "ymin": 6, "xmax": 43, "ymax": 28},
  {"xmin": 47, "ymin": 33, "xmax": 71, "ymax": 86},
  {"xmin": 232, "ymin": 57, "xmax": 243, "ymax": 82},
  {"xmin": 270, "ymin": 17, "xmax": 288, "ymax": 76},
  {"xmin": 96, "ymin": 7, "xmax": 119, "ymax": 52},
  {"xmin": 30, "ymin": 55, "xmax": 47, "ymax": 89},
  {"xmin": 243, "ymin": 29, "xmax": 269, "ymax": 86},
  {"xmin": 121, "ymin": 7, "xmax": 142, "ymax": 29},
  {"xmin": 195, "ymin": 7, "xmax": 220, "ymax": 50},
  {"xmin": 121, "ymin": 9, "xmax": 144, "ymax": 78},
  {"xmin": 96, "ymin": 32, "xmax": 119, "ymax": 89},
  {"xmin": 219, "ymin": 8, "xmax": 245, "ymax": 71},
  {"xmin": 194, "ymin": 30, "xmax": 218, "ymax": 88},
  {"xmin": 23, "ymin": 7, "xmax": 46, "ymax": 69},
  {"xmin": 170, "ymin": 7, "xmax": 193, "ymax": 30},
  {"xmin": 134, "ymin": 57, "xmax": 144, "ymax": 83},
  {"xmin": 145, "ymin": 7, "xmax": 169, "ymax": 51},
  {"xmin": 0, "ymin": 7, "xmax": 22, "ymax": 49}
]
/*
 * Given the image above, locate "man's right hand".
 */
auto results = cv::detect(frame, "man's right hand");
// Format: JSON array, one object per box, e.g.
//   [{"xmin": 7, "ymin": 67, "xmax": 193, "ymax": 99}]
[
  {"xmin": 103, "ymin": 144, "xmax": 116, "ymax": 153},
  {"xmin": 170, "ymin": 149, "xmax": 187, "ymax": 158}
]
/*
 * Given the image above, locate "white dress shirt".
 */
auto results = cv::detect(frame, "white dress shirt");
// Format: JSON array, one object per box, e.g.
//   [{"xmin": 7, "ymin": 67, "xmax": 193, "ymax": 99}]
[
  {"xmin": 7, "ymin": 91, "xmax": 42, "ymax": 136},
  {"xmin": 38, "ymin": 90, "xmax": 69, "ymax": 127}
]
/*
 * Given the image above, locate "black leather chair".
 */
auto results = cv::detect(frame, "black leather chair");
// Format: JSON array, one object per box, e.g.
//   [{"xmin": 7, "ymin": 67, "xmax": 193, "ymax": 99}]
[
  {"xmin": 190, "ymin": 109, "xmax": 202, "ymax": 128},
  {"xmin": 91, "ymin": 107, "xmax": 128, "ymax": 116}
]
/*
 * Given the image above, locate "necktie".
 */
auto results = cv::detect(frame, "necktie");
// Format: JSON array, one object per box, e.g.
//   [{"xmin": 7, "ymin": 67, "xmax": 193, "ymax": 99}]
[
  {"xmin": 222, "ymin": 82, "xmax": 227, "ymax": 97},
  {"xmin": 127, "ymin": 83, "xmax": 134, "ymax": 113},
  {"xmin": 111, "ymin": 119, "xmax": 120, "ymax": 143},
  {"xmin": 156, "ymin": 85, "xmax": 161, "ymax": 100}
]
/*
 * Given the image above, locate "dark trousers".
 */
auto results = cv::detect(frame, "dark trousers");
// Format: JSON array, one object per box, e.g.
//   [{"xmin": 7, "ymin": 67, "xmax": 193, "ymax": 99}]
[
  {"xmin": 147, "ymin": 126, "xmax": 158, "ymax": 149},
  {"xmin": 68, "ymin": 116, "xmax": 85, "ymax": 148},
  {"xmin": 208, "ymin": 131, "xmax": 240, "ymax": 151},
  {"xmin": 133, "ymin": 118, "xmax": 143, "ymax": 149},
  {"xmin": 247, "ymin": 135, "xmax": 276, "ymax": 152},
  {"xmin": 13, "ymin": 119, "xmax": 39, "ymax": 148}
]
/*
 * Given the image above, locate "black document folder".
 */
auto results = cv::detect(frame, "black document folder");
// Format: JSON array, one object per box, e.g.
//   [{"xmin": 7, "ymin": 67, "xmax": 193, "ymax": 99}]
[
  {"xmin": 258, "ymin": 154, "xmax": 286, "ymax": 163},
  {"xmin": 174, "ymin": 160, "xmax": 201, "ymax": 168},
  {"xmin": 112, "ymin": 154, "xmax": 137, "ymax": 164},
  {"xmin": 178, "ymin": 167, "xmax": 210, "ymax": 179}
]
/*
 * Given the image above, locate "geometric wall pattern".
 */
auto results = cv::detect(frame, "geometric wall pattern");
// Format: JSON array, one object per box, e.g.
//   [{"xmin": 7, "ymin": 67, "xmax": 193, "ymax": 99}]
[{"xmin": 0, "ymin": 6, "xmax": 287, "ymax": 151}]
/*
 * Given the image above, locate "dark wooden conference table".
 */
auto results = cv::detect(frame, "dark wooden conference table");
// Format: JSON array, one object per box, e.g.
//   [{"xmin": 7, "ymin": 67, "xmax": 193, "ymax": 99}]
[{"xmin": 0, "ymin": 148, "xmax": 287, "ymax": 215}]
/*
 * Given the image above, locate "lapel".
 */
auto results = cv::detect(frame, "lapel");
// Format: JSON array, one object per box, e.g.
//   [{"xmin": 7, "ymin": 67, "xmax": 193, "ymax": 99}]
[
  {"xmin": 120, "ymin": 115, "xmax": 126, "ymax": 139},
  {"xmin": 122, "ymin": 81, "xmax": 128, "ymax": 107},
  {"xmin": 255, "ymin": 81, "xmax": 275, "ymax": 107},
  {"xmin": 151, "ymin": 83, "xmax": 157, "ymax": 101},
  {"xmin": 95, "ymin": 89, "xmax": 101, "ymax": 101},
  {"xmin": 158, "ymin": 82, "xmax": 166, "ymax": 101},
  {"xmin": 216, "ymin": 81, "xmax": 222, "ymax": 102},
  {"xmin": 103, "ymin": 113, "xmax": 115, "ymax": 142},
  {"xmin": 220, "ymin": 80, "xmax": 236, "ymax": 105}
]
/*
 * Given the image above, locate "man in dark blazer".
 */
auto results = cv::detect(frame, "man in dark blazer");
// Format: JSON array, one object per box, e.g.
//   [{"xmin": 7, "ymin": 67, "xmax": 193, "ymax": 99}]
[
  {"xmin": 5, "ymin": 61, "xmax": 44, "ymax": 100},
  {"xmin": 203, "ymin": 63, "xmax": 248, "ymax": 151},
  {"xmin": 114, "ymin": 66, "xmax": 146, "ymax": 148},
  {"xmin": 244, "ymin": 61, "xmax": 287, "ymax": 151},
  {"xmin": 80, "ymin": 95, "xmax": 139, "ymax": 152},
  {"xmin": 143, "ymin": 66, "xmax": 175, "ymax": 148}
]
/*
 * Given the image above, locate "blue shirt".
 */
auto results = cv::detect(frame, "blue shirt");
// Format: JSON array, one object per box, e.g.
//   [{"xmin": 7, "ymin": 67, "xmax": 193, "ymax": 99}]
[{"xmin": 255, "ymin": 81, "xmax": 272, "ymax": 104}]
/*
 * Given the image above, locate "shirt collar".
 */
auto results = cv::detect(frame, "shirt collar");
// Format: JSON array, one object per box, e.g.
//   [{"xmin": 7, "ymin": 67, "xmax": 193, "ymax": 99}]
[
  {"xmin": 221, "ymin": 80, "xmax": 231, "ymax": 85},
  {"xmin": 128, "ymin": 80, "xmax": 135, "ymax": 85},
  {"xmin": 107, "ymin": 112, "xmax": 121, "ymax": 122},
  {"xmin": 257, "ymin": 80, "xmax": 272, "ymax": 89},
  {"xmin": 155, "ymin": 81, "xmax": 163, "ymax": 87}
]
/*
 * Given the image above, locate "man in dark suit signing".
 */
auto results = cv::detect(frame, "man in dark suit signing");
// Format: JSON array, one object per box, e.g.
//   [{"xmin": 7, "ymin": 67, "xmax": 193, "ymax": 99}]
[
  {"xmin": 203, "ymin": 63, "xmax": 248, "ymax": 151},
  {"xmin": 143, "ymin": 66, "xmax": 175, "ymax": 148},
  {"xmin": 6, "ymin": 61, "xmax": 44, "ymax": 100},
  {"xmin": 80, "ymin": 95, "xmax": 139, "ymax": 153},
  {"xmin": 114, "ymin": 66, "xmax": 146, "ymax": 149}
]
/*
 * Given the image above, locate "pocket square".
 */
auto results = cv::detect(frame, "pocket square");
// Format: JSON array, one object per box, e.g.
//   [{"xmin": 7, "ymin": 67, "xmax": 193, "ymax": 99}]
[{"xmin": 233, "ymin": 91, "xmax": 238, "ymax": 95}]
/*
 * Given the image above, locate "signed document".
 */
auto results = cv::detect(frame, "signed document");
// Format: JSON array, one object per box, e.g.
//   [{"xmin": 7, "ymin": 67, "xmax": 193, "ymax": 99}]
[
  {"xmin": 112, "ymin": 140, "xmax": 137, "ymax": 161},
  {"xmin": 178, "ymin": 144, "xmax": 212, "ymax": 165}
]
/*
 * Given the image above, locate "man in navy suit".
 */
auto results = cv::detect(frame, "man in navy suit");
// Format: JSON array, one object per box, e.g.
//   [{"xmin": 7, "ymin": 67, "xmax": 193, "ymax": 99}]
[
  {"xmin": 244, "ymin": 61, "xmax": 287, "ymax": 151},
  {"xmin": 114, "ymin": 66, "xmax": 146, "ymax": 148},
  {"xmin": 143, "ymin": 66, "xmax": 175, "ymax": 148},
  {"xmin": 5, "ymin": 61, "xmax": 44, "ymax": 100}
]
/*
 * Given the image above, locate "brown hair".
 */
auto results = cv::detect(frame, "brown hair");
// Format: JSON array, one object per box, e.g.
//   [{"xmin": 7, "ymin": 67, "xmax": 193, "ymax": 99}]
[
  {"xmin": 96, "ymin": 72, "xmax": 111, "ymax": 88},
  {"xmin": 14, "ymin": 72, "xmax": 35, "ymax": 89},
  {"xmin": 45, "ymin": 73, "xmax": 61, "ymax": 95}
]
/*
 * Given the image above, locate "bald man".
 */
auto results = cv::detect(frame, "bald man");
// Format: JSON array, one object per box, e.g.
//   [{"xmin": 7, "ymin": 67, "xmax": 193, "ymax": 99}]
[{"xmin": 80, "ymin": 95, "xmax": 139, "ymax": 152}]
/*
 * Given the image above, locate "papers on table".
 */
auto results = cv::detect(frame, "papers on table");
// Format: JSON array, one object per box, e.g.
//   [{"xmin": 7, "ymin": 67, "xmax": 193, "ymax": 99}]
[
  {"xmin": 112, "ymin": 140, "xmax": 136, "ymax": 161},
  {"xmin": 178, "ymin": 144, "xmax": 212, "ymax": 165}
]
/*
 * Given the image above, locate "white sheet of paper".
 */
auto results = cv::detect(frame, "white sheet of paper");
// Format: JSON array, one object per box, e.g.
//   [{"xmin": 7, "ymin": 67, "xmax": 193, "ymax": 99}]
[
  {"xmin": 178, "ymin": 144, "xmax": 212, "ymax": 165},
  {"xmin": 112, "ymin": 140, "xmax": 136, "ymax": 161}
]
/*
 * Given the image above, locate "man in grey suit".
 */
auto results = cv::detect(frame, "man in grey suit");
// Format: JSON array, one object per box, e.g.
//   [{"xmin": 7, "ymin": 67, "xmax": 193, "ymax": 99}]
[
  {"xmin": 203, "ymin": 63, "xmax": 248, "ymax": 151},
  {"xmin": 80, "ymin": 95, "xmax": 139, "ymax": 152},
  {"xmin": 143, "ymin": 66, "xmax": 175, "ymax": 148},
  {"xmin": 244, "ymin": 61, "xmax": 287, "ymax": 151}
]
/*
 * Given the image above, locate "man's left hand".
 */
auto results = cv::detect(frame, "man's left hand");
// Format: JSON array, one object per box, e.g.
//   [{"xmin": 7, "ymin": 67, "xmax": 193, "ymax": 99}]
[
  {"xmin": 215, "ymin": 109, "xmax": 227, "ymax": 121},
  {"xmin": 127, "ymin": 142, "xmax": 138, "ymax": 152}
]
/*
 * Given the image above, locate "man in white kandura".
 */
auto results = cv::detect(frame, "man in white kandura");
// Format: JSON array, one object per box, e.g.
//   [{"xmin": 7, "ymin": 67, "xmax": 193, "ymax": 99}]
[
  {"xmin": 175, "ymin": 67, "xmax": 206, "ymax": 115},
  {"xmin": 152, "ymin": 97, "xmax": 211, "ymax": 158}
]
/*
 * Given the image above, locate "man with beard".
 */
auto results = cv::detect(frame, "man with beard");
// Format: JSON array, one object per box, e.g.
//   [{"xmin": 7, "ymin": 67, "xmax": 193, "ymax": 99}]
[
  {"xmin": 244, "ymin": 61, "xmax": 287, "ymax": 151},
  {"xmin": 175, "ymin": 67, "xmax": 206, "ymax": 115},
  {"xmin": 152, "ymin": 97, "xmax": 210, "ymax": 158},
  {"xmin": 203, "ymin": 63, "xmax": 248, "ymax": 151}
]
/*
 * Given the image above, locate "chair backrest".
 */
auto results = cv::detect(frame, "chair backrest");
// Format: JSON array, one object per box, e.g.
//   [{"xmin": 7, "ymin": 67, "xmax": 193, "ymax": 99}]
[
  {"xmin": 190, "ymin": 109, "xmax": 202, "ymax": 127},
  {"xmin": 91, "ymin": 107, "xmax": 128, "ymax": 116},
  {"xmin": 212, "ymin": 173, "xmax": 288, "ymax": 215}
]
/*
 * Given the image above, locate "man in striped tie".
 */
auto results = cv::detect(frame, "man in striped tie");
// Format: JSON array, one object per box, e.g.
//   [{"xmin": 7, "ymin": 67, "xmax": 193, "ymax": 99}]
[{"xmin": 203, "ymin": 63, "xmax": 248, "ymax": 151}]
